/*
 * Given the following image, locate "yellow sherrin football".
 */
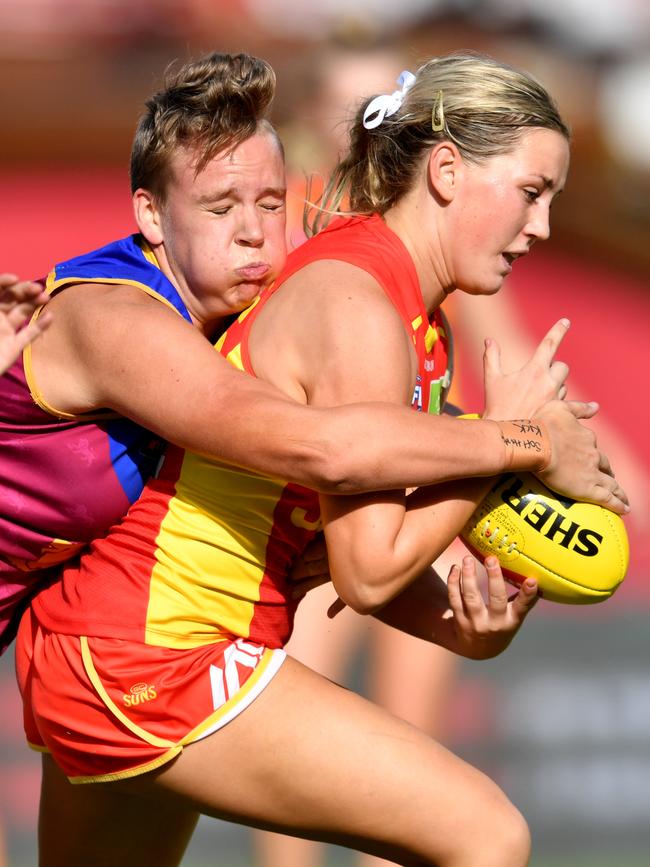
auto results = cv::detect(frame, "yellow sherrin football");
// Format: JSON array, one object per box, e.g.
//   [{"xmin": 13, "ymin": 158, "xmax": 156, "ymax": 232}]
[{"xmin": 461, "ymin": 472, "xmax": 629, "ymax": 604}]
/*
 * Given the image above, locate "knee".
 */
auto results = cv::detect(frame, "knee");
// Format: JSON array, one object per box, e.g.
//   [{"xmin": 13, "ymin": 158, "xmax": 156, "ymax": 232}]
[
  {"xmin": 488, "ymin": 801, "xmax": 531, "ymax": 866},
  {"xmin": 451, "ymin": 793, "xmax": 530, "ymax": 867}
]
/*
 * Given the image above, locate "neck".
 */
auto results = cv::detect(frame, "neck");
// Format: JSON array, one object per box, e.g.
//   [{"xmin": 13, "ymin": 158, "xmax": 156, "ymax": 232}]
[
  {"xmin": 146, "ymin": 240, "xmax": 224, "ymax": 337},
  {"xmin": 383, "ymin": 192, "xmax": 451, "ymax": 315}
]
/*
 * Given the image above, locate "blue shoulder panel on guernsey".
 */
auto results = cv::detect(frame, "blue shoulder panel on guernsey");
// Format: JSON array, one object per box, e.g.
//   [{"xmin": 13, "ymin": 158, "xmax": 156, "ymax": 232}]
[{"xmin": 51, "ymin": 234, "xmax": 193, "ymax": 323}]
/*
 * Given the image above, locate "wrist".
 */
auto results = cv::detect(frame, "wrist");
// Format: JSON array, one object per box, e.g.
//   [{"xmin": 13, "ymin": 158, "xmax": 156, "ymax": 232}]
[{"xmin": 493, "ymin": 419, "xmax": 552, "ymax": 472}]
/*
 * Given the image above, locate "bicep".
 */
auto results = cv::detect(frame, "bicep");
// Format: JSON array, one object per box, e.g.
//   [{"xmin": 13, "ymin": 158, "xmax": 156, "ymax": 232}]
[
  {"xmin": 71, "ymin": 291, "xmax": 240, "ymax": 443},
  {"xmin": 40, "ymin": 285, "xmax": 303, "ymax": 467}
]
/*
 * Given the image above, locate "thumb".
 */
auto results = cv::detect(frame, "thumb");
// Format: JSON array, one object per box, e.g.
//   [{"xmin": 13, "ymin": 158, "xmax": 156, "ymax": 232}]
[{"xmin": 562, "ymin": 399, "xmax": 599, "ymax": 420}]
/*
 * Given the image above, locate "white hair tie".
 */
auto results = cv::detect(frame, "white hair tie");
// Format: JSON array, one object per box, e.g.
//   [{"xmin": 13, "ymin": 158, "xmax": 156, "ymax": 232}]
[{"xmin": 362, "ymin": 70, "xmax": 416, "ymax": 130}]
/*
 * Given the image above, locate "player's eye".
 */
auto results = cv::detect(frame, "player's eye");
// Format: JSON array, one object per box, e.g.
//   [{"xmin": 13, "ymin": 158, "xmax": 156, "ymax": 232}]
[
  {"xmin": 260, "ymin": 199, "xmax": 285, "ymax": 212},
  {"xmin": 523, "ymin": 188, "xmax": 540, "ymax": 203}
]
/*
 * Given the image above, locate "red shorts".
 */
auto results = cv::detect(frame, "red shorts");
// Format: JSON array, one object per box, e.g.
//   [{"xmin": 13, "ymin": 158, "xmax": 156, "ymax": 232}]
[{"xmin": 16, "ymin": 607, "xmax": 285, "ymax": 783}]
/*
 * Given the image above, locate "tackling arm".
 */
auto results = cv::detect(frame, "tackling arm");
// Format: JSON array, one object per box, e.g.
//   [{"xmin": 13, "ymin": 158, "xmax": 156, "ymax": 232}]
[{"xmin": 29, "ymin": 282, "xmax": 628, "ymax": 509}]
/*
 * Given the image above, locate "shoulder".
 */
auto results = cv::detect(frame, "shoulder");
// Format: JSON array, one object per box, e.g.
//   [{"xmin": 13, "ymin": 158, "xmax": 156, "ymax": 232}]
[
  {"xmin": 50, "ymin": 280, "xmax": 187, "ymax": 331},
  {"xmin": 31, "ymin": 281, "xmax": 203, "ymax": 407},
  {"xmin": 280, "ymin": 257, "xmax": 389, "ymax": 307},
  {"xmin": 252, "ymin": 258, "xmax": 415, "ymax": 407},
  {"xmin": 263, "ymin": 258, "xmax": 407, "ymax": 351}
]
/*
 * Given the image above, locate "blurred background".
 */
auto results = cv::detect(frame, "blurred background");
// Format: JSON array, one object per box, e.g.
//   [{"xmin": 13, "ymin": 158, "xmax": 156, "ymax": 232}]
[{"xmin": 0, "ymin": 1, "xmax": 649, "ymax": 866}]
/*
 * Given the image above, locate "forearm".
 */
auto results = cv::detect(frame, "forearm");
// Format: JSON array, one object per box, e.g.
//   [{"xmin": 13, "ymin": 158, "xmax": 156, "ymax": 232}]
[
  {"xmin": 178, "ymin": 330, "xmax": 626, "ymax": 509},
  {"xmin": 199, "ymin": 395, "xmax": 519, "ymax": 495},
  {"xmin": 379, "ymin": 477, "xmax": 492, "ymax": 598},
  {"xmin": 372, "ymin": 566, "xmax": 456, "ymax": 647},
  {"xmin": 149, "ymin": 372, "xmax": 521, "ymax": 495},
  {"xmin": 317, "ymin": 407, "xmax": 512, "ymax": 493},
  {"xmin": 324, "ymin": 477, "xmax": 491, "ymax": 613}
]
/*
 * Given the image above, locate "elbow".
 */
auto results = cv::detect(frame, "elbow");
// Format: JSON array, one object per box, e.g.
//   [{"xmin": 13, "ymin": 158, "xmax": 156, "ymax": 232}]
[
  {"xmin": 310, "ymin": 457, "xmax": 354, "ymax": 495},
  {"xmin": 330, "ymin": 550, "xmax": 420, "ymax": 616},
  {"xmin": 303, "ymin": 411, "xmax": 374, "ymax": 494},
  {"xmin": 335, "ymin": 578, "xmax": 393, "ymax": 616},
  {"xmin": 305, "ymin": 444, "xmax": 365, "ymax": 495}
]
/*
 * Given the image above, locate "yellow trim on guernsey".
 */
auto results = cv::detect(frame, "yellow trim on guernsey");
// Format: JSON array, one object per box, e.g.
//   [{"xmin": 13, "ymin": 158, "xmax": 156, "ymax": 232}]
[
  {"xmin": 26, "ymin": 741, "xmax": 50, "ymax": 755},
  {"xmin": 139, "ymin": 240, "xmax": 160, "ymax": 267},
  {"xmin": 424, "ymin": 324, "xmax": 438, "ymax": 353}
]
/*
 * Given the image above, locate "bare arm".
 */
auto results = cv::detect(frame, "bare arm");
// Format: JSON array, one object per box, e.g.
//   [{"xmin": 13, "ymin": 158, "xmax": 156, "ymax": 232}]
[
  {"xmin": 373, "ymin": 556, "xmax": 539, "ymax": 660},
  {"xmin": 29, "ymin": 281, "xmax": 507, "ymax": 492},
  {"xmin": 248, "ymin": 260, "xmax": 626, "ymax": 622},
  {"xmin": 29, "ymin": 281, "xmax": 628, "ymax": 508},
  {"xmin": 322, "ymin": 477, "xmax": 492, "ymax": 613}
]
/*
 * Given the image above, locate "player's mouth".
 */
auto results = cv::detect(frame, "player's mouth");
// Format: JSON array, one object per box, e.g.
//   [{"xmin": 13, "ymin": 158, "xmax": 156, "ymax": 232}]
[
  {"xmin": 235, "ymin": 263, "xmax": 271, "ymax": 281},
  {"xmin": 501, "ymin": 251, "xmax": 525, "ymax": 273}
]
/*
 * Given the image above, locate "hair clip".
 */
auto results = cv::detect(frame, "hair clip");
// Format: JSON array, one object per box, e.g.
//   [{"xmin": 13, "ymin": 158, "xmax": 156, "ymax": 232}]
[
  {"xmin": 431, "ymin": 89, "xmax": 445, "ymax": 132},
  {"xmin": 362, "ymin": 70, "xmax": 416, "ymax": 130}
]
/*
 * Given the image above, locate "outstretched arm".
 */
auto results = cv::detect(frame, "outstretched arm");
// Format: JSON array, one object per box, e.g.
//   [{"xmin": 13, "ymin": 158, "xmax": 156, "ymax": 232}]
[
  {"xmin": 28, "ymin": 281, "xmax": 627, "ymax": 510},
  {"xmin": 28, "ymin": 282, "xmax": 510, "ymax": 491}
]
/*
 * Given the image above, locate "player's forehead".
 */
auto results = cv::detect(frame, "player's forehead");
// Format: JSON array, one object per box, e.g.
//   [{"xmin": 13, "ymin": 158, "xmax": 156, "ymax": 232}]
[
  {"xmin": 483, "ymin": 128, "xmax": 570, "ymax": 187},
  {"xmin": 166, "ymin": 132, "xmax": 285, "ymax": 199}
]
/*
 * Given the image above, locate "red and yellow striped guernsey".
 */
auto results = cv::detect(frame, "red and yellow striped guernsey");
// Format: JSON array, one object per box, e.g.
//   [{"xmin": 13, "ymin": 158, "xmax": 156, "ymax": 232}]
[{"xmin": 34, "ymin": 215, "xmax": 450, "ymax": 650}]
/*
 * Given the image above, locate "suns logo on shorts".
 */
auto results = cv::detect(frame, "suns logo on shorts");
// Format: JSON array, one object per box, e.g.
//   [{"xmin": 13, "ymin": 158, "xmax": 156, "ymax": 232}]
[{"xmin": 122, "ymin": 682, "xmax": 158, "ymax": 708}]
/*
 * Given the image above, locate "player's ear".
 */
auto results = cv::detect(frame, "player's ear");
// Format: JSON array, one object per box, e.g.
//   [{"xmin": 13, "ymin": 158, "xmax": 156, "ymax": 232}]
[
  {"xmin": 427, "ymin": 141, "xmax": 463, "ymax": 204},
  {"xmin": 133, "ymin": 188, "xmax": 164, "ymax": 246}
]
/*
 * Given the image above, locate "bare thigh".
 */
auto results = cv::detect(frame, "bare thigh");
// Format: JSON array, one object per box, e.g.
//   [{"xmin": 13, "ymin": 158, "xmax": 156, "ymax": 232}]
[
  {"xmin": 128, "ymin": 656, "xmax": 530, "ymax": 867},
  {"xmin": 39, "ymin": 754, "xmax": 199, "ymax": 867}
]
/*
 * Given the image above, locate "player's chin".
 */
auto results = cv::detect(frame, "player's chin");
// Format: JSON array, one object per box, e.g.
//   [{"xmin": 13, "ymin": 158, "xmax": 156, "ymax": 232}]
[
  {"xmin": 470, "ymin": 279, "xmax": 504, "ymax": 297},
  {"xmin": 465, "ymin": 269, "xmax": 506, "ymax": 296},
  {"xmin": 232, "ymin": 281, "xmax": 267, "ymax": 307},
  {"xmin": 488, "ymin": 270, "xmax": 509, "ymax": 293}
]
